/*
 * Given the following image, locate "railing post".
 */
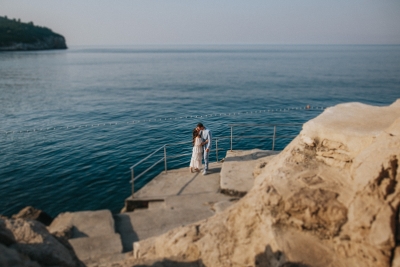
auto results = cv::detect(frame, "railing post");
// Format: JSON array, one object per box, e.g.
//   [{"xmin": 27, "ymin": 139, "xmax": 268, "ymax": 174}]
[
  {"xmin": 216, "ymin": 139, "xmax": 219, "ymax": 162},
  {"xmin": 164, "ymin": 145, "xmax": 167, "ymax": 173},
  {"xmin": 272, "ymin": 125, "xmax": 276, "ymax": 151},
  {"xmin": 230, "ymin": 126, "xmax": 233, "ymax": 151},
  {"xmin": 131, "ymin": 168, "xmax": 135, "ymax": 197}
]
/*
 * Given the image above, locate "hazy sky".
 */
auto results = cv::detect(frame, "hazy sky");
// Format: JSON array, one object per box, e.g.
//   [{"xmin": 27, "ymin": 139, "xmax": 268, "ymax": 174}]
[{"xmin": 2, "ymin": 0, "xmax": 400, "ymax": 46}]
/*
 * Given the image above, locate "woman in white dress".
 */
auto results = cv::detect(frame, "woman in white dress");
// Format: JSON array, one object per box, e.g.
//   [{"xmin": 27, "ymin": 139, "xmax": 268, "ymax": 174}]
[{"xmin": 189, "ymin": 128, "xmax": 207, "ymax": 173}]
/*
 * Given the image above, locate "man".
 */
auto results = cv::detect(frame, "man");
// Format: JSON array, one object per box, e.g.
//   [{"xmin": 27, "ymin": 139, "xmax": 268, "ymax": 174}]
[{"xmin": 196, "ymin": 122, "xmax": 212, "ymax": 175}]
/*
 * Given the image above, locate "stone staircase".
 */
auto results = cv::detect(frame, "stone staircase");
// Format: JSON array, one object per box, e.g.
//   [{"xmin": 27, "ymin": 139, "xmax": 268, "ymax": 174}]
[
  {"xmin": 48, "ymin": 149, "xmax": 277, "ymax": 265},
  {"xmin": 48, "ymin": 209, "xmax": 128, "ymax": 265}
]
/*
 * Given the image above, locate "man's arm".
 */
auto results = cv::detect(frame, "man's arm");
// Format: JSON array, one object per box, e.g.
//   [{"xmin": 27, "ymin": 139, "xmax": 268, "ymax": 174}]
[{"xmin": 205, "ymin": 130, "xmax": 212, "ymax": 151}]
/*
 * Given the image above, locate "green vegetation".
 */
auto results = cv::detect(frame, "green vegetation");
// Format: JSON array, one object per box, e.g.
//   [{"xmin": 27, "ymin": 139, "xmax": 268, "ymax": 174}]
[{"xmin": 0, "ymin": 16, "xmax": 65, "ymax": 46}]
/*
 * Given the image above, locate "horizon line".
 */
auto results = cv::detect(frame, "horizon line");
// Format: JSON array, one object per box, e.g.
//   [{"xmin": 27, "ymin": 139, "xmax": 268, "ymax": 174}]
[{"xmin": 67, "ymin": 43, "xmax": 400, "ymax": 47}]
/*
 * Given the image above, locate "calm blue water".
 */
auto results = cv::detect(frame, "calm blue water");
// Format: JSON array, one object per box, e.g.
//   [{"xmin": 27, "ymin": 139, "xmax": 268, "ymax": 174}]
[{"xmin": 1, "ymin": 45, "xmax": 399, "ymax": 217}]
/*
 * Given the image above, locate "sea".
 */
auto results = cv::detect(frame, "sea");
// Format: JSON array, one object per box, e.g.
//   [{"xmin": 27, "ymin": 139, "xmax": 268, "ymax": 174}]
[{"xmin": 1, "ymin": 45, "xmax": 400, "ymax": 217}]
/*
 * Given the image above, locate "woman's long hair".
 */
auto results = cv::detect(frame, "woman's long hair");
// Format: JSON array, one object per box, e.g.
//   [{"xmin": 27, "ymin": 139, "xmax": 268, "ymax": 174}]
[{"xmin": 192, "ymin": 128, "xmax": 200, "ymax": 146}]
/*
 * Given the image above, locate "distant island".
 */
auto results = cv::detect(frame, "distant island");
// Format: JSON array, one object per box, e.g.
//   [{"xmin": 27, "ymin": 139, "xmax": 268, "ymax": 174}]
[{"xmin": 0, "ymin": 16, "xmax": 67, "ymax": 51}]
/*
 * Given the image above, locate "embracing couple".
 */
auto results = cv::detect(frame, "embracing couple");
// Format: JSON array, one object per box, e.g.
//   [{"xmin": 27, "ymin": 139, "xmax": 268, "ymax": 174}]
[{"xmin": 189, "ymin": 123, "xmax": 212, "ymax": 175}]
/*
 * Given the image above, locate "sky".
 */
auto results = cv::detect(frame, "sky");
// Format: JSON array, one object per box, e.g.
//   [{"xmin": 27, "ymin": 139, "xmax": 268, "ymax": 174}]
[{"xmin": 2, "ymin": 0, "xmax": 400, "ymax": 46}]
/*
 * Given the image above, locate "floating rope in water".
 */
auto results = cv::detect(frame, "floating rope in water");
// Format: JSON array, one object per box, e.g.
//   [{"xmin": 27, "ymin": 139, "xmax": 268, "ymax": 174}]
[{"xmin": 1, "ymin": 106, "xmax": 327, "ymax": 135}]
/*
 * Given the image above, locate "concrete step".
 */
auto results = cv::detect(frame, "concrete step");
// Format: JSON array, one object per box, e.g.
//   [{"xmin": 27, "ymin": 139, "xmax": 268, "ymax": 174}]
[
  {"xmin": 220, "ymin": 149, "xmax": 278, "ymax": 195},
  {"xmin": 49, "ymin": 209, "xmax": 125, "ymax": 263},
  {"xmin": 49, "ymin": 209, "xmax": 116, "ymax": 238},
  {"xmin": 115, "ymin": 207, "xmax": 215, "ymax": 252},
  {"xmin": 84, "ymin": 252, "xmax": 131, "ymax": 267},
  {"xmin": 69, "ymin": 233, "xmax": 123, "ymax": 262},
  {"xmin": 124, "ymin": 198, "xmax": 165, "ymax": 212}
]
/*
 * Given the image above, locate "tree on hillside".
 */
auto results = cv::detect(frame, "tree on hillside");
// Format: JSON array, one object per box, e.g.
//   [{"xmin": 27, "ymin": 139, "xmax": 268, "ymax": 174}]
[{"xmin": 0, "ymin": 16, "xmax": 65, "ymax": 47}]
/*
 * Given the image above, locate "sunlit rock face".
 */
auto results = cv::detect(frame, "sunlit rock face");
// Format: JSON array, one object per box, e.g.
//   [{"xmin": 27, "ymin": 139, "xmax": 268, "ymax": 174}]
[{"xmin": 132, "ymin": 100, "xmax": 400, "ymax": 267}]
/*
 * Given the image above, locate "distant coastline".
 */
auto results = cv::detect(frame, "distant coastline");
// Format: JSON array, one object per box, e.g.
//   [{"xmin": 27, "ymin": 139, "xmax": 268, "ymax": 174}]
[{"xmin": 0, "ymin": 16, "xmax": 67, "ymax": 51}]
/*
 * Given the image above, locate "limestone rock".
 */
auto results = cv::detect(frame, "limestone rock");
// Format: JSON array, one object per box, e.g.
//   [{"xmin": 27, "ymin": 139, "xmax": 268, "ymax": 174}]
[
  {"xmin": 393, "ymin": 247, "xmax": 400, "ymax": 267},
  {"xmin": 12, "ymin": 206, "xmax": 53, "ymax": 226},
  {"xmin": 220, "ymin": 149, "xmax": 278, "ymax": 196},
  {"xmin": 130, "ymin": 100, "xmax": 400, "ymax": 267},
  {"xmin": 211, "ymin": 199, "xmax": 239, "ymax": 213},
  {"xmin": 3, "ymin": 218, "xmax": 83, "ymax": 267},
  {"xmin": 253, "ymin": 154, "xmax": 278, "ymax": 178}
]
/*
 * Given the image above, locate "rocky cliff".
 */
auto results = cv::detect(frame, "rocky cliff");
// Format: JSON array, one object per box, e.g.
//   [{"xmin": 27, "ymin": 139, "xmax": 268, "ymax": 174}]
[
  {"xmin": 131, "ymin": 100, "xmax": 400, "ymax": 267},
  {"xmin": 0, "ymin": 16, "xmax": 67, "ymax": 51}
]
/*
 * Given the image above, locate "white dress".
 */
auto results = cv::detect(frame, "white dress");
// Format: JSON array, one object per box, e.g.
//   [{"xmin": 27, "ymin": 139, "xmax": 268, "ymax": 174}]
[{"xmin": 190, "ymin": 137, "xmax": 203, "ymax": 169}]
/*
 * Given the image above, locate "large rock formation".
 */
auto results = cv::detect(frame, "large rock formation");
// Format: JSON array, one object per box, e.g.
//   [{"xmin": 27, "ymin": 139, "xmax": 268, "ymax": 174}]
[
  {"xmin": 132, "ymin": 100, "xmax": 400, "ymax": 267},
  {"xmin": 0, "ymin": 217, "xmax": 84, "ymax": 267}
]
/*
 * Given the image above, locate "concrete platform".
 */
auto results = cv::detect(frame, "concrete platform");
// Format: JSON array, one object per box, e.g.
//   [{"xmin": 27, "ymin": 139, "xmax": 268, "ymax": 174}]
[
  {"xmin": 120, "ymin": 162, "xmax": 236, "ymax": 252},
  {"xmin": 220, "ymin": 149, "xmax": 279, "ymax": 195},
  {"xmin": 125, "ymin": 162, "xmax": 227, "ymax": 211},
  {"xmin": 134, "ymin": 162, "xmax": 223, "ymax": 198}
]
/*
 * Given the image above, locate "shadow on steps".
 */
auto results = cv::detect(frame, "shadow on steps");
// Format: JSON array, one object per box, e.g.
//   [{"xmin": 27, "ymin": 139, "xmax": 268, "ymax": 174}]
[{"xmin": 114, "ymin": 213, "xmax": 138, "ymax": 252}]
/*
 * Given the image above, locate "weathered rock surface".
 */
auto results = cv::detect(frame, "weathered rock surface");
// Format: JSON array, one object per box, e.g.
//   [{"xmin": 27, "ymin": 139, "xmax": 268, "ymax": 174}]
[
  {"xmin": 132, "ymin": 100, "xmax": 400, "ymax": 267},
  {"xmin": 220, "ymin": 149, "xmax": 278, "ymax": 196},
  {"xmin": 0, "ymin": 217, "xmax": 83, "ymax": 267},
  {"xmin": 12, "ymin": 206, "xmax": 53, "ymax": 226}
]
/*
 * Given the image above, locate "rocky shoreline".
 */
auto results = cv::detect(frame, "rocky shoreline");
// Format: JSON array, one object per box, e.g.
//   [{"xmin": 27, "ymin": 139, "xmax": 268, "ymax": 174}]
[
  {"xmin": 0, "ymin": 35, "xmax": 67, "ymax": 51},
  {"xmin": 1, "ymin": 100, "xmax": 400, "ymax": 267},
  {"xmin": 0, "ymin": 207, "xmax": 84, "ymax": 267}
]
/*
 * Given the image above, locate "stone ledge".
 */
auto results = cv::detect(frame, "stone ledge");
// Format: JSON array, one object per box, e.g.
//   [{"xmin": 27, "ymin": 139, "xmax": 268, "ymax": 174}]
[
  {"xmin": 49, "ymin": 210, "xmax": 115, "ymax": 238},
  {"xmin": 69, "ymin": 233, "xmax": 123, "ymax": 262},
  {"xmin": 220, "ymin": 149, "xmax": 279, "ymax": 194}
]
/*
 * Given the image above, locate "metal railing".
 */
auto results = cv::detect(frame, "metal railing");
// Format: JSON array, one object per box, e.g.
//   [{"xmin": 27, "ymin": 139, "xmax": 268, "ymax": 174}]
[{"xmin": 129, "ymin": 123, "xmax": 302, "ymax": 196}]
